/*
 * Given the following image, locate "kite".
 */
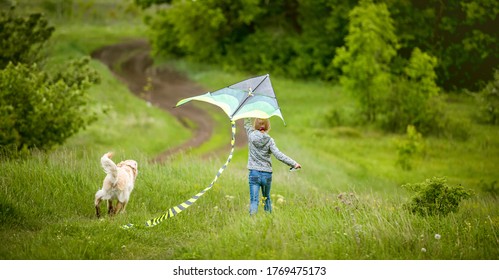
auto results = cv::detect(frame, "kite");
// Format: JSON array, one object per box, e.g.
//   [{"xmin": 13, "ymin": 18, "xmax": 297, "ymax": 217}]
[
  {"xmin": 176, "ymin": 73, "xmax": 285, "ymax": 123},
  {"xmin": 122, "ymin": 74, "xmax": 284, "ymax": 229}
]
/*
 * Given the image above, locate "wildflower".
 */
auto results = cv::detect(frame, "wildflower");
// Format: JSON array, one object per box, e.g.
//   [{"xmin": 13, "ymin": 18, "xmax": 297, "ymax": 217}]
[
  {"xmin": 434, "ymin": 234, "xmax": 441, "ymax": 240},
  {"xmin": 277, "ymin": 197, "xmax": 284, "ymax": 204},
  {"xmin": 225, "ymin": 195, "xmax": 234, "ymax": 200},
  {"xmin": 260, "ymin": 196, "xmax": 267, "ymax": 206},
  {"xmin": 421, "ymin": 248, "xmax": 426, "ymax": 253}
]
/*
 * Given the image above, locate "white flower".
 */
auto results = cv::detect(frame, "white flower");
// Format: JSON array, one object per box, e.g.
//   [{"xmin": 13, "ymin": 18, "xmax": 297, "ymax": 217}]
[
  {"xmin": 421, "ymin": 248, "xmax": 426, "ymax": 253},
  {"xmin": 434, "ymin": 234, "xmax": 441, "ymax": 240}
]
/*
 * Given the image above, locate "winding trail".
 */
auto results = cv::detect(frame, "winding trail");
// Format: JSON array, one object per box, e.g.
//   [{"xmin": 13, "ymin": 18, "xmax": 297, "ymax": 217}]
[{"xmin": 91, "ymin": 39, "xmax": 246, "ymax": 162}]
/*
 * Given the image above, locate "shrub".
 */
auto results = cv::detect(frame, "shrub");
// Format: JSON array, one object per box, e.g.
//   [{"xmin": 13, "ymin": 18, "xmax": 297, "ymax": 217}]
[
  {"xmin": 0, "ymin": 58, "xmax": 100, "ymax": 152},
  {"xmin": 325, "ymin": 109, "xmax": 342, "ymax": 127},
  {"xmin": 402, "ymin": 177, "xmax": 472, "ymax": 216},
  {"xmin": 479, "ymin": 180, "xmax": 498, "ymax": 198},
  {"xmin": 396, "ymin": 125, "xmax": 424, "ymax": 170},
  {"xmin": 0, "ymin": 7, "xmax": 54, "ymax": 68},
  {"xmin": 475, "ymin": 70, "xmax": 499, "ymax": 125}
]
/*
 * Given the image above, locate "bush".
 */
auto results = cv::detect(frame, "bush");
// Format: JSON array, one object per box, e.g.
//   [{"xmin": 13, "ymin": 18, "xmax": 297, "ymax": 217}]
[
  {"xmin": 479, "ymin": 180, "xmax": 498, "ymax": 198},
  {"xmin": 0, "ymin": 58, "xmax": 100, "ymax": 152},
  {"xmin": 396, "ymin": 125, "xmax": 424, "ymax": 170},
  {"xmin": 381, "ymin": 48, "xmax": 444, "ymax": 135},
  {"xmin": 0, "ymin": 7, "xmax": 54, "ymax": 68},
  {"xmin": 475, "ymin": 70, "xmax": 499, "ymax": 125},
  {"xmin": 402, "ymin": 177, "xmax": 472, "ymax": 216}
]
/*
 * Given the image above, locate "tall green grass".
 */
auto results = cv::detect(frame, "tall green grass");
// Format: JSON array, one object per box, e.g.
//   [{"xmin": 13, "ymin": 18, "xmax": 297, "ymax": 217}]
[{"xmin": 1, "ymin": 149, "xmax": 497, "ymax": 259}]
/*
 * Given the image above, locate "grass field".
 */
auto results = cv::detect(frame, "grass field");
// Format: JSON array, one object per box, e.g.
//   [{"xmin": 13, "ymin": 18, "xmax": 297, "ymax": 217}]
[{"xmin": 0, "ymin": 1, "xmax": 498, "ymax": 260}]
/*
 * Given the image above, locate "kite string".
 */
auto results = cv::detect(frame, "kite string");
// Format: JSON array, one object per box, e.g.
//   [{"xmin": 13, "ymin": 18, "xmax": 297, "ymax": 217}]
[{"xmin": 122, "ymin": 120, "xmax": 236, "ymax": 229}]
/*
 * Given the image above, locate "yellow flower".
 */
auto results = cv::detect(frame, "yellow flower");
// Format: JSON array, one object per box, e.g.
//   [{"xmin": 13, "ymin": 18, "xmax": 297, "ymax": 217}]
[{"xmin": 260, "ymin": 196, "xmax": 267, "ymax": 206}]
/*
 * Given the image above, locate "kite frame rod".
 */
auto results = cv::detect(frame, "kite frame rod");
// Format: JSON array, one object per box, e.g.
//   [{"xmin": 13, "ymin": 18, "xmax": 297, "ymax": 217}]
[{"xmin": 230, "ymin": 74, "xmax": 269, "ymax": 120}]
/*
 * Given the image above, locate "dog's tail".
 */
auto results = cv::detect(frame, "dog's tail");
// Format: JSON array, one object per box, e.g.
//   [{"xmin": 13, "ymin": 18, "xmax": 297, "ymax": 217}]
[{"xmin": 101, "ymin": 152, "xmax": 118, "ymax": 184}]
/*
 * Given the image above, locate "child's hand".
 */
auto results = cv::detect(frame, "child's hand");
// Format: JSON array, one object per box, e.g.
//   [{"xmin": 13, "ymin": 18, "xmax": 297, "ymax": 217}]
[{"xmin": 290, "ymin": 163, "xmax": 302, "ymax": 171}]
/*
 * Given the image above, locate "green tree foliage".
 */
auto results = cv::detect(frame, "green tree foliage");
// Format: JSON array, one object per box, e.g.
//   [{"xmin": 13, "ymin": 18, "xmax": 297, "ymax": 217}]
[
  {"xmin": 386, "ymin": 0, "xmax": 498, "ymax": 91},
  {"xmin": 148, "ymin": 0, "xmax": 264, "ymax": 62},
  {"xmin": 383, "ymin": 48, "xmax": 444, "ymax": 134},
  {"xmin": 143, "ymin": 0, "xmax": 496, "ymax": 92},
  {"xmin": 403, "ymin": 177, "xmax": 472, "ymax": 216},
  {"xmin": 0, "ymin": 7, "xmax": 54, "ymax": 68},
  {"xmin": 145, "ymin": 0, "xmax": 357, "ymax": 79},
  {"xmin": 332, "ymin": 0, "xmax": 398, "ymax": 122},
  {"xmin": 0, "ymin": 58, "xmax": 100, "ymax": 152},
  {"xmin": 475, "ymin": 70, "xmax": 499, "ymax": 125},
  {"xmin": 0, "ymin": 9, "xmax": 101, "ymax": 154},
  {"xmin": 134, "ymin": 0, "xmax": 171, "ymax": 9}
]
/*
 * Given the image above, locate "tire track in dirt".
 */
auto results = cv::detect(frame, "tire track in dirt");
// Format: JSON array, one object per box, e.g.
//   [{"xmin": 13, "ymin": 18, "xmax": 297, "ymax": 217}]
[{"xmin": 91, "ymin": 39, "xmax": 246, "ymax": 162}]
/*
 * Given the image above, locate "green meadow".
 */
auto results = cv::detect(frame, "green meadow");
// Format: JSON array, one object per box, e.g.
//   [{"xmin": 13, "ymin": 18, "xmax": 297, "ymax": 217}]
[{"xmin": 0, "ymin": 1, "xmax": 498, "ymax": 260}]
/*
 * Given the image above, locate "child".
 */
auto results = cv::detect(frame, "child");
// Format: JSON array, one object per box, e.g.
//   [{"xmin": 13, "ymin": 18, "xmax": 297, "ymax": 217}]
[{"xmin": 244, "ymin": 118, "xmax": 301, "ymax": 215}]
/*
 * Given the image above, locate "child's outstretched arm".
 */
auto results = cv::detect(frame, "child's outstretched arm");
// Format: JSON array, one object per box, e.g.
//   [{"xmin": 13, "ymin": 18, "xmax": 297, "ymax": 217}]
[{"xmin": 269, "ymin": 139, "xmax": 299, "ymax": 169}]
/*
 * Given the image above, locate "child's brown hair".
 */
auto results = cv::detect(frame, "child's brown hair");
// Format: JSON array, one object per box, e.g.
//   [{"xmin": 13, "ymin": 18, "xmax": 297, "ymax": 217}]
[{"xmin": 253, "ymin": 118, "xmax": 271, "ymax": 132}]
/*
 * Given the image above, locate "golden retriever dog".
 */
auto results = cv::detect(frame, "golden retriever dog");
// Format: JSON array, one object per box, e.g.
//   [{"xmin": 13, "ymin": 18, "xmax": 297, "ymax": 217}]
[{"xmin": 95, "ymin": 152, "xmax": 138, "ymax": 218}]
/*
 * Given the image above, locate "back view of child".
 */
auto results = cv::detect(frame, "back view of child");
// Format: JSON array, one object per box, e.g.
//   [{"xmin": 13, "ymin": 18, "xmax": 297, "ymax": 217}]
[{"xmin": 244, "ymin": 118, "xmax": 301, "ymax": 215}]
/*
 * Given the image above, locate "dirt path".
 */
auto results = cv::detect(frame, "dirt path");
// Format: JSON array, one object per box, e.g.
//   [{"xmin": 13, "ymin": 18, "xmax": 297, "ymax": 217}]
[{"xmin": 91, "ymin": 39, "xmax": 246, "ymax": 162}]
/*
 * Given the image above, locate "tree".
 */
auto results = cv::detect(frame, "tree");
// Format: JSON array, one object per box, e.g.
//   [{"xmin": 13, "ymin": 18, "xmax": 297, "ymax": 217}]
[
  {"xmin": 332, "ymin": 0, "xmax": 398, "ymax": 122},
  {"xmin": 147, "ymin": 0, "xmax": 264, "ymax": 63},
  {"xmin": 385, "ymin": 0, "xmax": 499, "ymax": 91},
  {"xmin": 142, "ymin": 0, "xmax": 496, "ymax": 92},
  {"xmin": 383, "ymin": 48, "xmax": 444, "ymax": 134}
]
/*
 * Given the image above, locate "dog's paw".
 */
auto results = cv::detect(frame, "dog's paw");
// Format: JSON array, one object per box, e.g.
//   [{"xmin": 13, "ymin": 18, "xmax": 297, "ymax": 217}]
[{"xmin": 106, "ymin": 152, "xmax": 114, "ymax": 158}]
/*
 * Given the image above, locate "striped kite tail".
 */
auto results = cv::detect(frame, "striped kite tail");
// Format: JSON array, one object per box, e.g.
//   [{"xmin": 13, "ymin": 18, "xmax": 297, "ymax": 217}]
[{"xmin": 122, "ymin": 121, "xmax": 236, "ymax": 229}]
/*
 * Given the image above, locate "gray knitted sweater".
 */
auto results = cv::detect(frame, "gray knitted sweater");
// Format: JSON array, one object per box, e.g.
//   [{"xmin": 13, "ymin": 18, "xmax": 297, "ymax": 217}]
[{"xmin": 244, "ymin": 118, "xmax": 297, "ymax": 173}]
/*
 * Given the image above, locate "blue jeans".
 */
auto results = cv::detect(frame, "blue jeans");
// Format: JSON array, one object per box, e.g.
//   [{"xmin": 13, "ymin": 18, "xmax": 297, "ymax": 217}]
[{"xmin": 249, "ymin": 169, "xmax": 273, "ymax": 215}]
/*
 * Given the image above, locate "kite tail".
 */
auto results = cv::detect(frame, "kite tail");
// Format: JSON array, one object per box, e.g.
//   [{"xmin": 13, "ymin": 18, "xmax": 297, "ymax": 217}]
[{"xmin": 122, "ymin": 121, "xmax": 236, "ymax": 229}]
